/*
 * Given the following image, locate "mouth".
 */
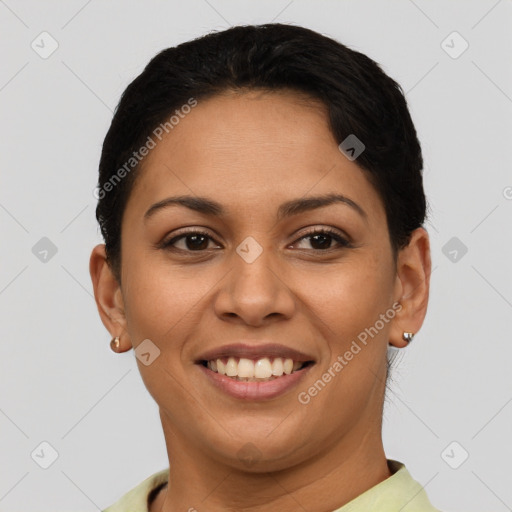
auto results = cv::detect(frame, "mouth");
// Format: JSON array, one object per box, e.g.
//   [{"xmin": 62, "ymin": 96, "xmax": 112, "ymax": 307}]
[
  {"xmin": 194, "ymin": 343, "xmax": 316, "ymax": 400},
  {"xmin": 199, "ymin": 357, "xmax": 315, "ymax": 382}
]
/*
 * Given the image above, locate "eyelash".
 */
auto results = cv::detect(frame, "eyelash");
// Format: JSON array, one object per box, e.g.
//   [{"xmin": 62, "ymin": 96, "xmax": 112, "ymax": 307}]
[{"xmin": 160, "ymin": 227, "xmax": 352, "ymax": 253}]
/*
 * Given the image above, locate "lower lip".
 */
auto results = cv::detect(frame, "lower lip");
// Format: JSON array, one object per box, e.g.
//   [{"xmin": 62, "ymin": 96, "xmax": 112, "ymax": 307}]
[{"xmin": 197, "ymin": 363, "xmax": 314, "ymax": 401}]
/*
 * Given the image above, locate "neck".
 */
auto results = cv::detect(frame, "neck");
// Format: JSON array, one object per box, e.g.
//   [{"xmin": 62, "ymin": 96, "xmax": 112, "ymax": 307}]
[{"xmin": 154, "ymin": 415, "xmax": 391, "ymax": 512}]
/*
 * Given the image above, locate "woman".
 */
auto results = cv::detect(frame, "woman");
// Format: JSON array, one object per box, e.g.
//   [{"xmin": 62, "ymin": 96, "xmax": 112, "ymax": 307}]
[{"xmin": 90, "ymin": 23, "xmax": 438, "ymax": 511}]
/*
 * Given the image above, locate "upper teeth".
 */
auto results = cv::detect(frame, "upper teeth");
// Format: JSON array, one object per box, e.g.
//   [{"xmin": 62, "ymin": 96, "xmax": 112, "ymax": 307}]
[{"xmin": 207, "ymin": 357, "xmax": 303, "ymax": 379}]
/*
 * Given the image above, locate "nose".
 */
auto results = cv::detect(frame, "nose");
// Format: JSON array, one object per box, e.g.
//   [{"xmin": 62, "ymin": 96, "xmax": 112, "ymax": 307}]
[{"xmin": 213, "ymin": 243, "xmax": 296, "ymax": 327}]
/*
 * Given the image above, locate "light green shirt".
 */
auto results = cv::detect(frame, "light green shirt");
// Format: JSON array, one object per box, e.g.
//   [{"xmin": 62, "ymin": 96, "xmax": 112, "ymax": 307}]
[{"xmin": 103, "ymin": 459, "xmax": 443, "ymax": 511}]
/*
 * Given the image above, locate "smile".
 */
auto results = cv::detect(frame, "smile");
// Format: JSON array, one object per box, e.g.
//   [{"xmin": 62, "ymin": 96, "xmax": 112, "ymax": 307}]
[{"xmin": 195, "ymin": 342, "xmax": 316, "ymax": 400}]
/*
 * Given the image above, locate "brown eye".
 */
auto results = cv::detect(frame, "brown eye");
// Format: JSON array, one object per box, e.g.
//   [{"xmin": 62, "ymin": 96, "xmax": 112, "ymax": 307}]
[
  {"xmin": 161, "ymin": 230, "xmax": 221, "ymax": 252},
  {"xmin": 291, "ymin": 228, "xmax": 351, "ymax": 251}
]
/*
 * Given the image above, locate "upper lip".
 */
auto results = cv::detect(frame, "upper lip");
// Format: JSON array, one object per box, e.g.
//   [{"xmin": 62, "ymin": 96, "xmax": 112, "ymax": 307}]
[{"xmin": 196, "ymin": 343, "xmax": 316, "ymax": 363}]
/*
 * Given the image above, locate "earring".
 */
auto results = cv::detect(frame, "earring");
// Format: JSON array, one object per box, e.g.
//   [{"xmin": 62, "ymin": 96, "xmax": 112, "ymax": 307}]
[
  {"xmin": 110, "ymin": 336, "xmax": 121, "ymax": 352},
  {"xmin": 402, "ymin": 332, "xmax": 415, "ymax": 344}
]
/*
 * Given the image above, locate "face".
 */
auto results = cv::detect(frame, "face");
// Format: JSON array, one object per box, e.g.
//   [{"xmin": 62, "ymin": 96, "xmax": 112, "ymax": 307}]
[{"xmin": 93, "ymin": 89, "xmax": 427, "ymax": 472}]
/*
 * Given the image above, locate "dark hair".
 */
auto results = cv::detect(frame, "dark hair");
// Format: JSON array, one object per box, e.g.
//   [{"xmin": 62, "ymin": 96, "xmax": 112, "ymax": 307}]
[{"xmin": 95, "ymin": 23, "xmax": 426, "ymax": 283}]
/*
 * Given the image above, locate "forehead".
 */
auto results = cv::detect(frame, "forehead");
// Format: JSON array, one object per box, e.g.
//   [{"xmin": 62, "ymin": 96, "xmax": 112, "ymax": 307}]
[
  {"xmin": 155, "ymin": 89, "xmax": 335, "ymax": 167},
  {"xmin": 124, "ymin": 90, "xmax": 383, "ymax": 221}
]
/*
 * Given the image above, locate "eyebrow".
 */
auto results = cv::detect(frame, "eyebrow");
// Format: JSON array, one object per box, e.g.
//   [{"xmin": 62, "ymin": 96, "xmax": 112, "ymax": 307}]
[{"xmin": 143, "ymin": 193, "xmax": 367, "ymax": 222}]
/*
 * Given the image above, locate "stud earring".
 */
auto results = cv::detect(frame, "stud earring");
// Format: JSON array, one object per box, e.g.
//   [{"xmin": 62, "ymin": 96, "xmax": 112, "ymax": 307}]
[
  {"xmin": 402, "ymin": 332, "xmax": 415, "ymax": 344},
  {"xmin": 110, "ymin": 336, "xmax": 121, "ymax": 352}
]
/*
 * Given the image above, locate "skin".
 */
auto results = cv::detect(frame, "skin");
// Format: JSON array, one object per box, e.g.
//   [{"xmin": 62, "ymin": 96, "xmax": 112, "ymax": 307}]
[{"xmin": 90, "ymin": 89, "xmax": 431, "ymax": 512}]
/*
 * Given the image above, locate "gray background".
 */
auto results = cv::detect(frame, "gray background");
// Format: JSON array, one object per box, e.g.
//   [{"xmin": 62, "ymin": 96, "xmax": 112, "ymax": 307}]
[{"xmin": 1, "ymin": 0, "xmax": 511, "ymax": 510}]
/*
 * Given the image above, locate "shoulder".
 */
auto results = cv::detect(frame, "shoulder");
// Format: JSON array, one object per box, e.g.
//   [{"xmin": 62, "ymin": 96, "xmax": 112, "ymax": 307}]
[
  {"xmin": 334, "ymin": 459, "xmax": 445, "ymax": 512},
  {"xmin": 102, "ymin": 468, "xmax": 169, "ymax": 512}
]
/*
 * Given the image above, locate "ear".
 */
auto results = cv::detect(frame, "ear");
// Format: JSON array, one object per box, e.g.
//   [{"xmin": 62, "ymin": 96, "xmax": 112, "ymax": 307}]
[
  {"xmin": 389, "ymin": 227, "xmax": 431, "ymax": 348},
  {"xmin": 89, "ymin": 244, "xmax": 132, "ymax": 350}
]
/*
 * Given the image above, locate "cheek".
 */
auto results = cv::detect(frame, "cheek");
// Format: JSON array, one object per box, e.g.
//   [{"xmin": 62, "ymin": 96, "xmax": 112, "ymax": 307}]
[
  {"xmin": 120, "ymin": 249, "xmax": 196, "ymax": 343},
  {"xmin": 121, "ymin": 247, "xmax": 229, "ymax": 349},
  {"xmin": 301, "ymin": 253, "xmax": 394, "ymax": 342},
  {"xmin": 120, "ymin": 256, "xmax": 201, "ymax": 410},
  {"xmin": 295, "ymin": 258, "xmax": 392, "ymax": 430}
]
